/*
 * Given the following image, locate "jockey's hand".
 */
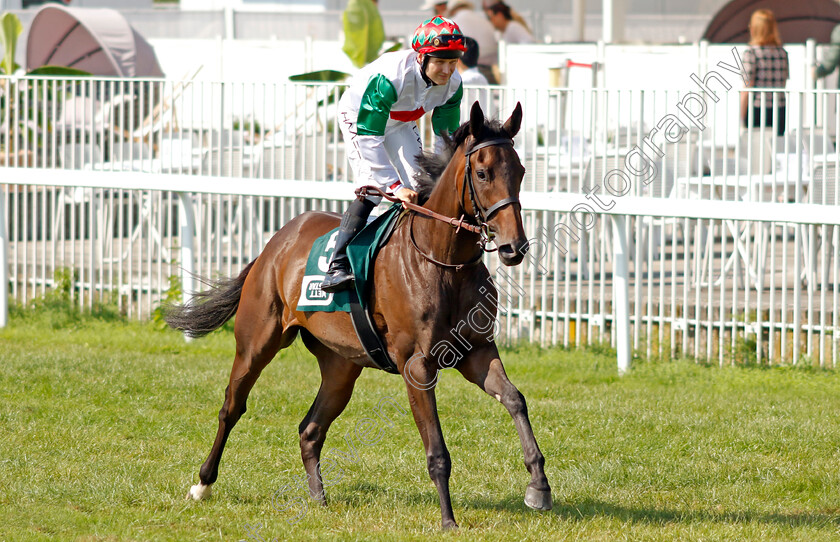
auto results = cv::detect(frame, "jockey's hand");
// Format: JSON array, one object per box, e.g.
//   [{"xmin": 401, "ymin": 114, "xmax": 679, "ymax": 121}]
[{"xmin": 394, "ymin": 187, "xmax": 418, "ymax": 205}]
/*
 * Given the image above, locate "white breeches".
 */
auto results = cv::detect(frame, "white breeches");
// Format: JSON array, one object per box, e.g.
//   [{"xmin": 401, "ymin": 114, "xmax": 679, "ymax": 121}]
[{"xmin": 339, "ymin": 111, "xmax": 424, "ymax": 204}]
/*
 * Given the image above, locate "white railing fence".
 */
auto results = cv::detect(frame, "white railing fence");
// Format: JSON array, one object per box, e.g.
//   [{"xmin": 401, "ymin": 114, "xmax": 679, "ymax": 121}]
[
  {"xmin": 7, "ymin": 76, "xmax": 838, "ymax": 192},
  {"xmin": 2, "ymin": 75, "xmax": 839, "ymax": 368}
]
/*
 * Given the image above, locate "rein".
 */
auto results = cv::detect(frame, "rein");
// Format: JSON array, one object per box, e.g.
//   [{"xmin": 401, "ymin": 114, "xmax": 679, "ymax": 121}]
[
  {"xmin": 355, "ymin": 185, "xmax": 481, "ymax": 234},
  {"xmin": 354, "ymin": 136, "xmax": 517, "ymax": 271},
  {"xmin": 408, "ymin": 213, "xmax": 484, "ymax": 270}
]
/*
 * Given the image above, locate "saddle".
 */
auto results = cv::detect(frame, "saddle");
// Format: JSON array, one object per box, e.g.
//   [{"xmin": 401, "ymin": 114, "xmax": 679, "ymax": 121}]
[{"xmin": 297, "ymin": 204, "xmax": 405, "ymax": 373}]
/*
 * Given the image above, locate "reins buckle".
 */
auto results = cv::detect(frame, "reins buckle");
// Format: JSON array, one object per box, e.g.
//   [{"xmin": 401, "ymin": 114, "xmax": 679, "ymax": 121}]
[
  {"xmin": 450, "ymin": 214, "xmax": 468, "ymax": 233},
  {"xmin": 478, "ymin": 223, "xmax": 494, "ymax": 248}
]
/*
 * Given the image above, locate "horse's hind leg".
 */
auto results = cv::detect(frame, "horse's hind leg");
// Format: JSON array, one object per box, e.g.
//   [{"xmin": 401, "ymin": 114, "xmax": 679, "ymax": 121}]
[
  {"xmin": 457, "ymin": 345, "xmax": 552, "ymax": 511},
  {"xmin": 186, "ymin": 299, "xmax": 288, "ymax": 500},
  {"xmin": 297, "ymin": 331, "xmax": 363, "ymax": 504}
]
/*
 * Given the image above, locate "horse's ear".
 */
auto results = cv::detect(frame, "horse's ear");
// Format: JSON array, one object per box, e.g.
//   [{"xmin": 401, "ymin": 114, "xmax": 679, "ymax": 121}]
[
  {"xmin": 469, "ymin": 101, "xmax": 484, "ymax": 138},
  {"xmin": 503, "ymin": 102, "xmax": 523, "ymax": 138}
]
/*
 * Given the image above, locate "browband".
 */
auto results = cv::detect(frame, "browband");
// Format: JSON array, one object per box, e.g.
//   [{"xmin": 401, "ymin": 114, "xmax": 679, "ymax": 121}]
[{"xmin": 465, "ymin": 138, "xmax": 513, "ymax": 156}]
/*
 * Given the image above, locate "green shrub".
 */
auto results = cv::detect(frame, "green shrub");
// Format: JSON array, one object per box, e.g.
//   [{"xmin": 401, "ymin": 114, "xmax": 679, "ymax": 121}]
[
  {"xmin": 9, "ymin": 268, "xmax": 124, "ymax": 328},
  {"xmin": 152, "ymin": 274, "xmax": 182, "ymax": 330}
]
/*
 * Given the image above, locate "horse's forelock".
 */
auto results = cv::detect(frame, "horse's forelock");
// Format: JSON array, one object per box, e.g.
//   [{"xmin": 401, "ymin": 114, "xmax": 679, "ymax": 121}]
[
  {"xmin": 412, "ymin": 118, "xmax": 509, "ymax": 205},
  {"xmin": 451, "ymin": 118, "xmax": 507, "ymax": 149}
]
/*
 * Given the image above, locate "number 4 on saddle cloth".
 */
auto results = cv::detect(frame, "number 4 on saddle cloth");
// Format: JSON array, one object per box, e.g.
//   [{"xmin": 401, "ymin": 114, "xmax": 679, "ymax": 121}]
[{"xmin": 297, "ymin": 203, "xmax": 404, "ymax": 373}]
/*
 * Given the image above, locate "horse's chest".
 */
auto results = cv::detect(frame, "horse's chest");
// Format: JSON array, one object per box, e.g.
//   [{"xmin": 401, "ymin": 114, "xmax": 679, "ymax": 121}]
[{"xmin": 376, "ymin": 284, "xmax": 492, "ymax": 343}]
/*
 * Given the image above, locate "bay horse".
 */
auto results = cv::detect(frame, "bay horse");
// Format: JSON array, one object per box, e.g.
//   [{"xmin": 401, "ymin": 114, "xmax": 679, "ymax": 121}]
[{"xmin": 165, "ymin": 102, "xmax": 552, "ymax": 529}]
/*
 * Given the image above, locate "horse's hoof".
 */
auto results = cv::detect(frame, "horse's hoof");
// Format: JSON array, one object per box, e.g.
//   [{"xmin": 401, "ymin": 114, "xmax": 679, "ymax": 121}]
[
  {"xmin": 524, "ymin": 486, "xmax": 552, "ymax": 511},
  {"xmin": 186, "ymin": 483, "xmax": 212, "ymax": 501},
  {"xmin": 442, "ymin": 521, "xmax": 459, "ymax": 530},
  {"xmin": 309, "ymin": 491, "xmax": 327, "ymax": 507}
]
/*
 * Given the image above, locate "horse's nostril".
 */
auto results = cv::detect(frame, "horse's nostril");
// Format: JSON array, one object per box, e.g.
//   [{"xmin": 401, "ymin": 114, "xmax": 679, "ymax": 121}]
[
  {"xmin": 497, "ymin": 244, "xmax": 525, "ymax": 266},
  {"xmin": 498, "ymin": 244, "xmax": 516, "ymax": 256}
]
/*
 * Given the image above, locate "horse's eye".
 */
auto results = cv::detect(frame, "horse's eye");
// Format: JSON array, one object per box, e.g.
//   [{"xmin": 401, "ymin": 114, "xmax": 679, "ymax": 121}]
[{"xmin": 476, "ymin": 170, "xmax": 487, "ymax": 181}]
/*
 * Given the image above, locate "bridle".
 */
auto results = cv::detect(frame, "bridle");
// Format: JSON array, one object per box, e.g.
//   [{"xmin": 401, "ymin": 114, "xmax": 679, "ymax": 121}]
[
  {"xmin": 459, "ymin": 136, "xmax": 520, "ymax": 247},
  {"xmin": 356, "ymin": 136, "xmax": 520, "ymax": 270}
]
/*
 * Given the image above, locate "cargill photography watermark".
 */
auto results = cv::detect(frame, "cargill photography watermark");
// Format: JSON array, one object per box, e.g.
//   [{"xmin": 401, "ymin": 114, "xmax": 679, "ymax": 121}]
[{"xmin": 239, "ymin": 47, "xmax": 750, "ymax": 539}]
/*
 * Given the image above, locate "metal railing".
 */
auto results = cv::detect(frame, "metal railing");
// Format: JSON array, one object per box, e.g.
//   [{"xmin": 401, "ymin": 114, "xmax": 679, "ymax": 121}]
[{"xmin": 2, "ymin": 75, "xmax": 839, "ymax": 367}]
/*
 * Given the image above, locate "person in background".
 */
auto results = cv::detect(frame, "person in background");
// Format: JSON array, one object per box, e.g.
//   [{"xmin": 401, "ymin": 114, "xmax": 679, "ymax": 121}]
[
  {"xmin": 457, "ymin": 36, "xmax": 493, "ymax": 116},
  {"xmin": 457, "ymin": 36, "xmax": 488, "ymax": 85},
  {"xmin": 813, "ymin": 24, "xmax": 840, "ymax": 82},
  {"xmin": 342, "ymin": 0, "xmax": 385, "ymax": 69},
  {"xmin": 321, "ymin": 17, "xmax": 466, "ymax": 292},
  {"xmin": 446, "ymin": 0, "xmax": 498, "ymax": 83},
  {"xmin": 741, "ymin": 9, "xmax": 788, "ymax": 136},
  {"xmin": 483, "ymin": 0, "xmax": 534, "ymax": 44},
  {"xmin": 420, "ymin": 0, "xmax": 448, "ymax": 17}
]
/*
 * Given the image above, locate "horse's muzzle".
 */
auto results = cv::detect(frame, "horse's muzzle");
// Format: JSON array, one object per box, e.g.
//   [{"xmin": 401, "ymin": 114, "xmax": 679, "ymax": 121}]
[{"xmin": 498, "ymin": 239, "xmax": 529, "ymax": 266}]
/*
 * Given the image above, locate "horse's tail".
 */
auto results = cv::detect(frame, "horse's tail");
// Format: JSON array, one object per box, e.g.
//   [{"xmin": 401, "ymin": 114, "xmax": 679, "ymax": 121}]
[{"xmin": 164, "ymin": 260, "xmax": 256, "ymax": 338}]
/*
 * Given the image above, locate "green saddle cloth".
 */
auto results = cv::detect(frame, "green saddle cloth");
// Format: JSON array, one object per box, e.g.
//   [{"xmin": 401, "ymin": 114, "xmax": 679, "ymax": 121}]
[{"xmin": 297, "ymin": 203, "xmax": 402, "ymax": 312}]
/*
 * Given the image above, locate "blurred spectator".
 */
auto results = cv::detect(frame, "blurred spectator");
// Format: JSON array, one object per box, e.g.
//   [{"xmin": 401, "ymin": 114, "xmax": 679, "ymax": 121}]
[
  {"xmin": 483, "ymin": 0, "xmax": 534, "ymax": 44},
  {"xmin": 813, "ymin": 24, "xmax": 840, "ymax": 82},
  {"xmin": 741, "ymin": 9, "xmax": 788, "ymax": 136},
  {"xmin": 420, "ymin": 0, "xmax": 448, "ymax": 16},
  {"xmin": 458, "ymin": 37, "xmax": 488, "ymax": 85},
  {"xmin": 457, "ymin": 36, "xmax": 492, "ymax": 116},
  {"xmin": 447, "ymin": 0, "xmax": 498, "ymax": 83},
  {"xmin": 342, "ymin": 0, "xmax": 385, "ymax": 68}
]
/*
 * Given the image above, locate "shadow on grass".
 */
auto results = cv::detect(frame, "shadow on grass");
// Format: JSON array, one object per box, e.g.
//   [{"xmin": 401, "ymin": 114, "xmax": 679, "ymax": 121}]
[
  {"xmin": 264, "ymin": 481, "xmax": 840, "ymax": 532},
  {"xmin": 337, "ymin": 481, "xmax": 440, "ymax": 508},
  {"xmin": 462, "ymin": 493, "xmax": 840, "ymax": 528}
]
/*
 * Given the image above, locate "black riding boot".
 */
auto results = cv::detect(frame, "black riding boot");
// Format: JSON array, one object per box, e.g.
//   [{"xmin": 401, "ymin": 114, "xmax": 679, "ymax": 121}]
[{"xmin": 320, "ymin": 198, "xmax": 376, "ymax": 293}]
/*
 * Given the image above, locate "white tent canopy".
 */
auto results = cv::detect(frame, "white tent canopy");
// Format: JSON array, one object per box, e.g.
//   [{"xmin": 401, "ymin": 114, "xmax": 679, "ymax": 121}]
[{"xmin": 26, "ymin": 5, "xmax": 164, "ymax": 77}]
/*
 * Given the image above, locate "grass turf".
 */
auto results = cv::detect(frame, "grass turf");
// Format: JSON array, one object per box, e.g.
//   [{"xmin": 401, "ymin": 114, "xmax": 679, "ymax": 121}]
[{"xmin": 1, "ymin": 315, "xmax": 839, "ymax": 541}]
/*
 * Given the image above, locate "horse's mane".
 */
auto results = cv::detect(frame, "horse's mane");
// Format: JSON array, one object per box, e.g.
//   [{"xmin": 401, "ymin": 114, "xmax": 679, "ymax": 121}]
[{"xmin": 413, "ymin": 118, "xmax": 508, "ymax": 205}]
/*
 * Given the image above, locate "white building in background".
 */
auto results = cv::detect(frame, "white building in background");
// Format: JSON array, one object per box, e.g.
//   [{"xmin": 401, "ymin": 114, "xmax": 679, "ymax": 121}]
[
  {"xmin": 0, "ymin": 0, "xmax": 152, "ymax": 8},
  {"xmin": 180, "ymin": 0, "xmax": 327, "ymax": 10},
  {"xmin": 177, "ymin": 0, "xmax": 733, "ymax": 17}
]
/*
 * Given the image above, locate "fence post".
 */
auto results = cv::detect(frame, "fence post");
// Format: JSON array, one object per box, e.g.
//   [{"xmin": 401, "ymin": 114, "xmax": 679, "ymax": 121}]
[
  {"xmin": 177, "ymin": 192, "xmax": 196, "ymax": 330},
  {"xmin": 806, "ymin": 38, "xmax": 817, "ymax": 126},
  {"xmin": 224, "ymin": 6, "xmax": 235, "ymax": 40},
  {"xmin": 611, "ymin": 214, "xmax": 630, "ymax": 373},
  {"xmin": 0, "ymin": 187, "xmax": 6, "ymax": 327}
]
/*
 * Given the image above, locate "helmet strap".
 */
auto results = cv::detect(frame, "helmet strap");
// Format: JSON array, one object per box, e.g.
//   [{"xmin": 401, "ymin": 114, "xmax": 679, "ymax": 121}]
[{"xmin": 419, "ymin": 54, "xmax": 435, "ymax": 86}]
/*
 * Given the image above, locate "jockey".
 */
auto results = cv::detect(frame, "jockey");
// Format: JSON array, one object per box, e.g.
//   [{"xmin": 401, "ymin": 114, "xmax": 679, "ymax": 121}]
[{"xmin": 321, "ymin": 16, "xmax": 466, "ymax": 293}]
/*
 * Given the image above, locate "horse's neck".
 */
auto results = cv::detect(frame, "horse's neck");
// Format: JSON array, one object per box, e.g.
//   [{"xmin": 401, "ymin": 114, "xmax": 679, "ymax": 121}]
[
  {"xmin": 425, "ymin": 153, "xmax": 464, "ymax": 219},
  {"xmin": 412, "ymin": 150, "xmax": 482, "ymax": 265}
]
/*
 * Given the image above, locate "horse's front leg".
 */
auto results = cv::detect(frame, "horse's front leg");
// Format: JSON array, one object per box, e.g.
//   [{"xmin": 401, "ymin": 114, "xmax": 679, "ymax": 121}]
[
  {"xmin": 457, "ymin": 345, "xmax": 552, "ymax": 510},
  {"xmin": 402, "ymin": 353, "xmax": 458, "ymax": 529}
]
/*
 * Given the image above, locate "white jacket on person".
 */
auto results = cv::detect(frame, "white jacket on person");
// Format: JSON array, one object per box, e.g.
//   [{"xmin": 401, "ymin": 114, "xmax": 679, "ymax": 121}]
[{"xmin": 338, "ymin": 49, "xmax": 463, "ymax": 190}]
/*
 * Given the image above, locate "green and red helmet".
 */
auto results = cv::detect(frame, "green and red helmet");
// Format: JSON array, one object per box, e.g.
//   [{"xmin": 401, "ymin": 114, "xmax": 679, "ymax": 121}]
[{"xmin": 411, "ymin": 16, "xmax": 467, "ymax": 59}]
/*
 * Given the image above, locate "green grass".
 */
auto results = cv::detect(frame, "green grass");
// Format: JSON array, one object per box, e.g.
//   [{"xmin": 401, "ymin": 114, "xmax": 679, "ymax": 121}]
[{"xmin": 1, "ymin": 312, "xmax": 840, "ymax": 541}]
